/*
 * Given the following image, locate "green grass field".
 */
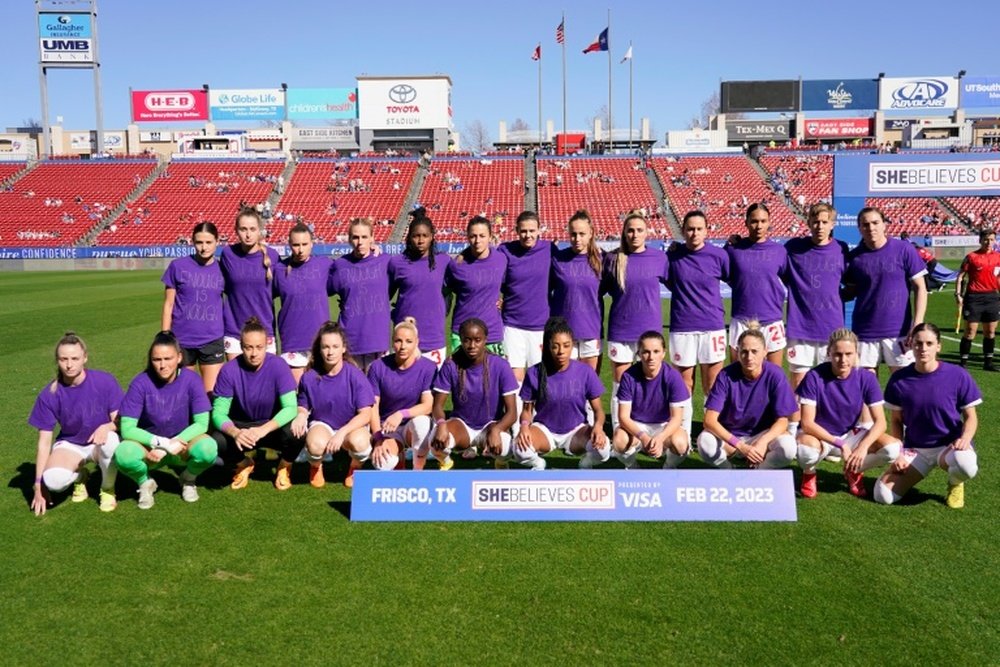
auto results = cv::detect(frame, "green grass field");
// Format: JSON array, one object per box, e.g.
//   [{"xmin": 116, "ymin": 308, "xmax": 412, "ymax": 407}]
[{"xmin": 2, "ymin": 270, "xmax": 996, "ymax": 665}]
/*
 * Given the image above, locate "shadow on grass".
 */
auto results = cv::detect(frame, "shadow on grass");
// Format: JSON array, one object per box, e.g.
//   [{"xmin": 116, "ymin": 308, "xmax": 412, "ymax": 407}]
[{"xmin": 327, "ymin": 501, "xmax": 352, "ymax": 519}]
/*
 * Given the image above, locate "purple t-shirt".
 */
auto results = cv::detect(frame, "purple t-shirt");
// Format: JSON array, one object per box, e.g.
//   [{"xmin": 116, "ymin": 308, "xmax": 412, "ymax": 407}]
[
  {"xmin": 214, "ymin": 354, "xmax": 296, "ymax": 423},
  {"xmin": 120, "ymin": 368, "xmax": 211, "ymax": 438},
  {"xmin": 601, "ymin": 249, "xmax": 669, "ymax": 343},
  {"xmin": 845, "ymin": 238, "xmax": 927, "ymax": 341},
  {"xmin": 388, "ymin": 252, "xmax": 452, "ymax": 350},
  {"xmin": 445, "ymin": 249, "xmax": 507, "ymax": 344},
  {"xmin": 727, "ymin": 239, "xmax": 787, "ymax": 323},
  {"xmin": 520, "ymin": 360, "xmax": 604, "ymax": 433},
  {"xmin": 433, "ymin": 354, "xmax": 518, "ymax": 429},
  {"xmin": 162, "ymin": 255, "xmax": 225, "ymax": 348},
  {"xmin": 499, "ymin": 240, "xmax": 552, "ymax": 330},
  {"xmin": 274, "ymin": 255, "xmax": 333, "ymax": 354},
  {"xmin": 884, "ymin": 362, "xmax": 982, "ymax": 449},
  {"xmin": 783, "ymin": 237, "xmax": 848, "ymax": 342},
  {"xmin": 705, "ymin": 361, "xmax": 798, "ymax": 437},
  {"xmin": 327, "ymin": 252, "xmax": 391, "ymax": 355},
  {"xmin": 617, "ymin": 362, "xmax": 690, "ymax": 424},
  {"xmin": 367, "ymin": 355, "xmax": 437, "ymax": 420},
  {"xmin": 550, "ymin": 247, "xmax": 604, "ymax": 341},
  {"xmin": 667, "ymin": 243, "xmax": 730, "ymax": 333},
  {"xmin": 28, "ymin": 369, "xmax": 123, "ymax": 445},
  {"xmin": 298, "ymin": 363, "xmax": 375, "ymax": 429},
  {"xmin": 796, "ymin": 363, "xmax": 883, "ymax": 436},
  {"xmin": 220, "ymin": 244, "xmax": 282, "ymax": 338}
]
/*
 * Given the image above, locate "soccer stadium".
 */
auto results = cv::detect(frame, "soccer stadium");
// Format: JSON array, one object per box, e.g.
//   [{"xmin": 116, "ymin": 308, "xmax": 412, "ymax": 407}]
[{"xmin": 3, "ymin": 1, "xmax": 999, "ymax": 664}]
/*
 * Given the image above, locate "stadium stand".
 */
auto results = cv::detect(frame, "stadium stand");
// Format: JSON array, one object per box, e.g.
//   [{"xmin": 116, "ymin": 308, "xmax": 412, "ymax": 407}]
[
  {"xmin": 417, "ymin": 157, "xmax": 524, "ymax": 242},
  {"xmin": 93, "ymin": 160, "xmax": 283, "ymax": 246},
  {"xmin": 653, "ymin": 156, "xmax": 803, "ymax": 238},
  {"xmin": 866, "ymin": 197, "xmax": 969, "ymax": 237},
  {"xmin": 0, "ymin": 162, "xmax": 27, "ymax": 185},
  {"xmin": 274, "ymin": 158, "xmax": 418, "ymax": 243},
  {"xmin": 536, "ymin": 157, "xmax": 665, "ymax": 241},
  {"xmin": 0, "ymin": 160, "xmax": 156, "ymax": 247},
  {"xmin": 757, "ymin": 154, "xmax": 834, "ymax": 211},
  {"xmin": 941, "ymin": 196, "xmax": 1000, "ymax": 231}
]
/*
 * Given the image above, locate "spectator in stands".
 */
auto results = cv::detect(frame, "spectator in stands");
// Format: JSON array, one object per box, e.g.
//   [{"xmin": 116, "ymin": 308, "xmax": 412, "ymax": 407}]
[
  {"xmin": 956, "ymin": 229, "xmax": 1000, "ymax": 370},
  {"xmin": 445, "ymin": 216, "xmax": 508, "ymax": 358},
  {"xmin": 550, "ymin": 210, "xmax": 604, "ymax": 372}
]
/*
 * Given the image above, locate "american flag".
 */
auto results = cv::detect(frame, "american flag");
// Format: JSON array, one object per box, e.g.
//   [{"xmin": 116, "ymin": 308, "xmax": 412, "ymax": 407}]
[{"xmin": 556, "ymin": 19, "xmax": 565, "ymax": 44}]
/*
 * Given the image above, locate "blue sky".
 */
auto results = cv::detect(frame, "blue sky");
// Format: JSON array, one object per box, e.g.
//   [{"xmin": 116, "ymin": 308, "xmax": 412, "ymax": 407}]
[{"xmin": 4, "ymin": 0, "xmax": 996, "ymax": 140}]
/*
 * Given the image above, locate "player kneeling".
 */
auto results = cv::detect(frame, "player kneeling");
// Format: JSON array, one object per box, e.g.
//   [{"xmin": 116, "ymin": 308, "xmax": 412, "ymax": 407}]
[
  {"xmin": 795, "ymin": 328, "xmax": 900, "ymax": 498},
  {"xmin": 697, "ymin": 324, "xmax": 797, "ymax": 469},
  {"xmin": 515, "ymin": 318, "xmax": 607, "ymax": 470},
  {"xmin": 611, "ymin": 331, "xmax": 690, "ymax": 469}
]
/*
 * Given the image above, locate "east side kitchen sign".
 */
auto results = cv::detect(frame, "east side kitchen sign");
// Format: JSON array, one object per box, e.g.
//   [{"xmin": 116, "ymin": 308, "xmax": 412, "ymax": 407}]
[
  {"xmin": 803, "ymin": 118, "xmax": 873, "ymax": 138},
  {"xmin": 357, "ymin": 78, "xmax": 452, "ymax": 131}
]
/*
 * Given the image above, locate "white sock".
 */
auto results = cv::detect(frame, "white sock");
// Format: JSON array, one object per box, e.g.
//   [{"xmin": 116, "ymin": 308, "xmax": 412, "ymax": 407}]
[
  {"xmin": 352, "ymin": 444, "xmax": 373, "ymax": 463},
  {"xmin": 861, "ymin": 441, "xmax": 900, "ymax": 472},
  {"xmin": 96, "ymin": 432, "xmax": 120, "ymax": 491},
  {"xmin": 945, "ymin": 449, "xmax": 978, "ymax": 484},
  {"xmin": 664, "ymin": 449, "xmax": 686, "ymax": 469},
  {"xmin": 797, "ymin": 443, "xmax": 822, "ymax": 474},
  {"xmin": 42, "ymin": 467, "xmax": 78, "ymax": 493},
  {"xmin": 373, "ymin": 452, "xmax": 399, "ymax": 471},
  {"xmin": 697, "ymin": 431, "xmax": 729, "ymax": 468},
  {"xmin": 873, "ymin": 479, "xmax": 900, "ymax": 505},
  {"xmin": 787, "ymin": 421, "xmax": 799, "ymax": 437},
  {"xmin": 610, "ymin": 381, "xmax": 621, "ymax": 432},
  {"xmin": 513, "ymin": 445, "xmax": 542, "ymax": 468},
  {"xmin": 681, "ymin": 399, "xmax": 693, "ymax": 439},
  {"xmin": 758, "ymin": 435, "xmax": 796, "ymax": 469}
]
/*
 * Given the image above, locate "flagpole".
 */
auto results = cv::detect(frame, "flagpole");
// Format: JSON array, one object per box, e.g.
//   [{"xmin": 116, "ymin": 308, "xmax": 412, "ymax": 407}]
[
  {"xmin": 561, "ymin": 11, "xmax": 567, "ymax": 141},
  {"xmin": 628, "ymin": 40, "xmax": 633, "ymax": 152},
  {"xmin": 538, "ymin": 46, "xmax": 543, "ymax": 150},
  {"xmin": 607, "ymin": 8, "xmax": 612, "ymax": 152}
]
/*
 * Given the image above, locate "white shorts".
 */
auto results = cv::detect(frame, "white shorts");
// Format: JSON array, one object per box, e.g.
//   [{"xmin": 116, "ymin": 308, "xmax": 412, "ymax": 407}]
[
  {"xmin": 620, "ymin": 420, "xmax": 670, "ymax": 456},
  {"xmin": 787, "ymin": 338, "xmax": 828, "ymax": 373},
  {"xmin": 354, "ymin": 351, "xmax": 387, "ymax": 371},
  {"xmin": 422, "ymin": 346, "xmax": 448, "ymax": 369},
  {"xmin": 858, "ymin": 338, "xmax": 913, "ymax": 368},
  {"xmin": 730, "ymin": 319, "xmax": 786, "ymax": 353},
  {"xmin": 571, "ymin": 339, "xmax": 602, "ymax": 360},
  {"xmin": 224, "ymin": 335, "xmax": 277, "ymax": 355},
  {"xmin": 534, "ymin": 422, "xmax": 587, "ymax": 454},
  {"xmin": 607, "ymin": 340, "xmax": 638, "ymax": 365},
  {"xmin": 504, "ymin": 326, "xmax": 544, "ymax": 368},
  {"xmin": 804, "ymin": 423, "xmax": 873, "ymax": 463},
  {"xmin": 280, "ymin": 350, "xmax": 310, "ymax": 368},
  {"xmin": 449, "ymin": 418, "xmax": 495, "ymax": 448},
  {"xmin": 669, "ymin": 330, "xmax": 727, "ymax": 367},
  {"xmin": 902, "ymin": 445, "xmax": 971, "ymax": 477},
  {"xmin": 51, "ymin": 432, "xmax": 120, "ymax": 461},
  {"xmin": 703, "ymin": 429, "xmax": 794, "ymax": 456},
  {"xmin": 308, "ymin": 420, "xmax": 339, "ymax": 438},
  {"xmin": 380, "ymin": 415, "xmax": 432, "ymax": 447}
]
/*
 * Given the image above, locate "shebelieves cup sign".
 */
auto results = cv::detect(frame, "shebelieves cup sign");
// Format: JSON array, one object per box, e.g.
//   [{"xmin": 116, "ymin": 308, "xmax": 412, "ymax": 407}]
[{"xmin": 350, "ymin": 470, "xmax": 797, "ymax": 522}]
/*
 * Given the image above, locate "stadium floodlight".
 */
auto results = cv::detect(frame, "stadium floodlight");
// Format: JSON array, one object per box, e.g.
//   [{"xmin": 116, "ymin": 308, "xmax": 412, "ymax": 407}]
[
  {"xmin": 281, "ymin": 82, "xmax": 287, "ymax": 91},
  {"xmin": 878, "ymin": 72, "xmax": 885, "ymax": 79},
  {"xmin": 958, "ymin": 70, "xmax": 967, "ymax": 78}
]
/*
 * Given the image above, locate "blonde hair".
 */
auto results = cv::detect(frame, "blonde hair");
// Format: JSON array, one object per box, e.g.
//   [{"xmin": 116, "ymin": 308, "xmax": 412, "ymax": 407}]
[
  {"xmin": 614, "ymin": 210, "xmax": 647, "ymax": 292},
  {"xmin": 736, "ymin": 320, "xmax": 766, "ymax": 348},
  {"xmin": 808, "ymin": 202, "xmax": 836, "ymax": 221},
  {"xmin": 51, "ymin": 331, "xmax": 87, "ymax": 393},
  {"xmin": 393, "ymin": 316, "xmax": 419, "ymax": 340},
  {"xmin": 826, "ymin": 327, "xmax": 859, "ymax": 356},
  {"xmin": 349, "ymin": 217, "xmax": 375, "ymax": 236}
]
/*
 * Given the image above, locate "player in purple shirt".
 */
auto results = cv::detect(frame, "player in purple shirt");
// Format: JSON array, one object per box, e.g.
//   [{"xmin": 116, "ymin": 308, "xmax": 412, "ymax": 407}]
[
  {"xmin": 327, "ymin": 218, "xmax": 392, "ymax": 371},
  {"xmin": 601, "ymin": 212, "xmax": 669, "ymax": 431},
  {"xmin": 367, "ymin": 319, "xmax": 438, "ymax": 472},
  {"xmin": 274, "ymin": 223, "xmax": 332, "ymax": 383},
  {"xmin": 876, "ymin": 324, "xmax": 981, "ymax": 509},
  {"xmin": 115, "ymin": 331, "xmax": 218, "ymax": 509},
  {"xmin": 28, "ymin": 332, "xmax": 123, "ymax": 515},
  {"xmin": 515, "ymin": 318, "xmax": 607, "ymax": 470},
  {"xmin": 612, "ymin": 331, "xmax": 691, "ymax": 470},
  {"xmin": 445, "ymin": 216, "xmax": 508, "ymax": 353},
  {"xmin": 500, "ymin": 211, "xmax": 553, "ymax": 391},
  {"xmin": 220, "ymin": 208, "xmax": 281, "ymax": 359},
  {"xmin": 727, "ymin": 204, "xmax": 788, "ymax": 366},
  {"xmin": 844, "ymin": 207, "xmax": 928, "ymax": 372},
  {"xmin": 211, "ymin": 317, "xmax": 300, "ymax": 491},
  {"xmin": 668, "ymin": 210, "xmax": 730, "ymax": 436},
  {"xmin": 428, "ymin": 318, "xmax": 518, "ymax": 469},
  {"xmin": 550, "ymin": 210, "xmax": 605, "ymax": 371},
  {"xmin": 389, "ymin": 216, "xmax": 453, "ymax": 368},
  {"xmin": 161, "ymin": 221, "xmax": 225, "ymax": 393},
  {"xmin": 795, "ymin": 328, "xmax": 901, "ymax": 499},
  {"xmin": 291, "ymin": 321, "xmax": 374, "ymax": 489},
  {"xmin": 697, "ymin": 324, "xmax": 797, "ymax": 470}
]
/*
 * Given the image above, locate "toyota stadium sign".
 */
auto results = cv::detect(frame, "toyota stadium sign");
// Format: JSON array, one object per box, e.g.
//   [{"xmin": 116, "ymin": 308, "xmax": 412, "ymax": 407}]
[
  {"xmin": 358, "ymin": 77, "xmax": 452, "ymax": 131},
  {"xmin": 725, "ymin": 120, "xmax": 793, "ymax": 142},
  {"xmin": 879, "ymin": 76, "xmax": 959, "ymax": 111},
  {"xmin": 131, "ymin": 89, "xmax": 209, "ymax": 122}
]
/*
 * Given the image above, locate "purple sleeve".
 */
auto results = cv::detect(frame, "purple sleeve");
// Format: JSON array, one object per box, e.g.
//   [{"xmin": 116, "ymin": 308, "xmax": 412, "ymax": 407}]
[
  {"xmin": 666, "ymin": 370, "xmax": 691, "ymax": 405},
  {"xmin": 719, "ymin": 249, "xmax": 731, "ymax": 283},
  {"xmin": 585, "ymin": 367, "xmax": 605, "ymax": 400},
  {"xmin": 860, "ymin": 371, "xmax": 884, "ymax": 406},
  {"xmin": 274, "ymin": 359, "xmax": 297, "ymax": 396},
  {"xmin": 188, "ymin": 372, "xmax": 211, "ymax": 413},
  {"xmin": 214, "ymin": 362, "xmax": 236, "ymax": 399},
  {"xmin": 433, "ymin": 361, "xmax": 456, "ymax": 393},
  {"xmin": 326, "ymin": 260, "xmax": 340, "ymax": 295},
  {"xmin": 617, "ymin": 371, "xmax": 636, "ymax": 402},
  {"xmin": 366, "ymin": 361, "xmax": 383, "ymax": 399},
  {"xmin": 958, "ymin": 369, "xmax": 983, "ymax": 408},
  {"xmin": 107, "ymin": 375, "xmax": 125, "ymax": 412},
  {"xmin": 27, "ymin": 390, "xmax": 58, "ymax": 431},
  {"xmin": 519, "ymin": 366, "xmax": 539, "ymax": 403},
  {"xmin": 704, "ymin": 371, "xmax": 730, "ymax": 413},
  {"xmin": 770, "ymin": 369, "xmax": 799, "ymax": 417},
  {"xmin": 796, "ymin": 370, "xmax": 820, "ymax": 403},
  {"xmin": 903, "ymin": 243, "xmax": 928, "ymax": 280},
  {"xmin": 883, "ymin": 374, "xmax": 902, "ymax": 408},
  {"xmin": 496, "ymin": 357, "xmax": 519, "ymax": 394},
  {"xmin": 162, "ymin": 260, "xmax": 178, "ymax": 289},
  {"xmin": 119, "ymin": 377, "xmax": 146, "ymax": 420},
  {"xmin": 350, "ymin": 367, "xmax": 376, "ymax": 409},
  {"xmin": 297, "ymin": 375, "xmax": 312, "ymax": 409}
]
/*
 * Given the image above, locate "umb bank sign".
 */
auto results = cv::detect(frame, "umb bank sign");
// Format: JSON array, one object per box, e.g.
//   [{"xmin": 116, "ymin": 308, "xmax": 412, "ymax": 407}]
[
  {"xmin": 38, "ymin": 12, "xmax": 93, "ymax": 63},
  {"xmin": 358, "ymin": 77, "xmax": 452, "ymax": 131}
]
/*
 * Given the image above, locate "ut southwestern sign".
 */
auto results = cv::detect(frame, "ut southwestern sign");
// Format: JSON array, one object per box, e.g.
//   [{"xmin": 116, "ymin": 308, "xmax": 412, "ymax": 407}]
[
  {"xmin": 961, "ymin": 76, "xmax": 1000, "ymax": 108},
  {"xmin": 209, "ymin": 88, "xmax": 285, "ymax": 121},
  {"xmin": 350, "ymin": 470, "xmax": 797, "ymax": 522}
]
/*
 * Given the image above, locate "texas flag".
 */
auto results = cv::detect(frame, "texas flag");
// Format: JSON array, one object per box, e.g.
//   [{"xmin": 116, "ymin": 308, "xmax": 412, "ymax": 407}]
[{"xmin": 583, "ymin": 27, "xmax": 609, "ymax": 54}]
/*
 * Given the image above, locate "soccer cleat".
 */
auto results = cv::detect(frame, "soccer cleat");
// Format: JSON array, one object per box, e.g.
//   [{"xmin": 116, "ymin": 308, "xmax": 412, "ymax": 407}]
[
  {"xmin": 579, "ymin": 451, "xmax": 602, "ymax": 469},
  {"xmin": 137, "ymin": 478, "xmax": 158, "ymax": 510},
  {"xmin": 309, "ymin": 464, "xmax": 326, "ymax": 489},
  {"xmin": 438, "ymin": 456, "xmax": 455, "ymax": 472},
  {"xmin": 530, "ymin": 457, "xmax": 547, "ymax": 471},
  {"xmin": 959, "ymin": 358, "xmax": 968, "ymax": 368},
  {"xmin": 845, "ymin": 469, "xmax": 867, "ymax": 498},
  {"xmin": 494, "ymin": 457, "xmax": 509, "ymax": 470},
  {"xmin": 621, "ymin": 451, "xmax": 639, "ymax": 470},
  {"xmin": 984, "ymin": 361, "xmax": 998, "ymax": 372},
  {"xmin": 71, "ymin": 468, "xmax": 90, "ymax": 503},
  {"xmin": 946, "ymin": 482, "xmax": 965, "ymax": 509},
  {"xmin": 98, "ymin": 489, "xmax": 117, "ymax": 513},
  {"xmin": 230, "ymin": 458, "xmax": 255, "ymax": 490},
  {"xmin": 343, "ymin": 459, "xmax": 362, "ymax": 488},
  {"xmin": 274, "ymin": 461, "xmax": 293, "ymax": 491},
  {"xmin": 179, "ymin": 472, "xmax": 199, "ymax": 503},
  {"xmin": 461, "ymin": 447, "xmax": 479, "ymax": 460},
  {"xmin": 800, "ymin": 472, "xmax": 818, "ymax": 499}
]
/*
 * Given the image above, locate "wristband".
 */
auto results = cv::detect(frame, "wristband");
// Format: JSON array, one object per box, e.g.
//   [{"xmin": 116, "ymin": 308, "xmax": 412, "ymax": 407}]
[
  {"xmin": 34, "ymin": 476, "xmax": 43, "ymax": 485},
  {"xmin": 373, "ymin": 431, "xmax": 386, "ymax": 444},
  {"xmin": 401, "ymin": 409, "xmax": 410, "ymax": 419},
  {"xmin": 520, "ymin": 420, "xmax": 531, "ymax": 427},
  {"xmin": 435, "ymin": 418, "xmax": 446, "ymax": 426},
  {"xmin": 221, "ymin": 420, "xmax": 235, "ymax": 434},
  {"xmin": 831, "ymin": 438, "xmax": 846, "ymax": 450},
  {"xmin": 727, "ymin": 435, "xmax": 741, "ymax": 448}
]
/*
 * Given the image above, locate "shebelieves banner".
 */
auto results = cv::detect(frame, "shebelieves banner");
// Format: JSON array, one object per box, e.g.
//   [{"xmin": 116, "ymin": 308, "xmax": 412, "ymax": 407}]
[
  {"xmin": 38, "ymin": 12, "xmax": 93, "ymax": 63},
  {"xmin": 801, "ymin": 79, "xmax": 878, "ymax": 111},
  {"xmin": 131, "ymin": 89, "xmax": 209, "ymax": 122},
  {"xmin": 961, "ymin": 76, "xmax": 1000, "ymax": 108},
  {"xmin": 803, "ymin": 118, "xmax": 873, "ymax": 139},
  {"xmin": 726, "ymin": 120, "xmax": 793, "ymax": 142},
  {"xmin": 834, "ymin": 153, "xmax": 1000, "ymax": 199},
  {"xmin": 879, "ymin": 76, "xmax": 959, "ymax": 111},
  {"xmin": 350, "ymin": 470, "xmax": 797, "ymax": 522},
  {"xmin": 286, "ymin": 88, "xmax": 357, "ymax": 120},
  {"xmin": 209, "ymin": 88, "xmax": 284, "ymax": 121}
]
